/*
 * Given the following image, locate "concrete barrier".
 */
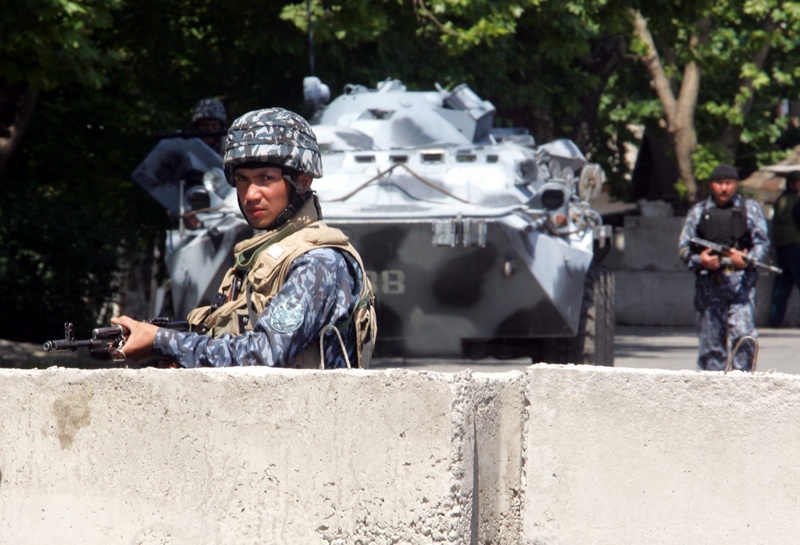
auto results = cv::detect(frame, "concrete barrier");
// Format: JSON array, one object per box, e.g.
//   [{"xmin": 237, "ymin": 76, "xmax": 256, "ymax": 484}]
[
  {"xmin": 0, "ymin": 367, "xmax": 524, "ymax": 545},
  {"xmin": 523, "ymin": 365, "xmax": 800, "ymax": 545},
  {"xmin": 2, "ymin": 366, "xmax": 800, "ymax": 544}
]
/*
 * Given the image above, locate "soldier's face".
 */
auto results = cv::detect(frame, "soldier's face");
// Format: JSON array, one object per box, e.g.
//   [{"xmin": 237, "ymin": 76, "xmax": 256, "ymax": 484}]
[
  {"xmin": 234, "ymin": 165, "xmax": 292, "ymax": 229},
  {"xmin": 710, "ymin": 178, "xmax": 738, "ymax": 206},
  {"xmin": 195, "ymin": 118, "xmax": 224, "ymax": 147}
]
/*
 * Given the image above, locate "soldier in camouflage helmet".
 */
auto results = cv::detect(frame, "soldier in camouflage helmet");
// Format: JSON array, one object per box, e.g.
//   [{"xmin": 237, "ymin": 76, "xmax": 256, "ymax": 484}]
[
  {"xmin": 190, "ymin": 98, "xmax": 227, "ymax": 154},
  {"xmin": 113, "ymin": 108, "xmax": 377, "ymax": 369}
]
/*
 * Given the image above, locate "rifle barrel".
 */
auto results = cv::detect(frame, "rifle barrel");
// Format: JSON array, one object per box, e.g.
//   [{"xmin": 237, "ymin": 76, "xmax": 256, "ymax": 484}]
[{"xmin": 43, "ymin": 338, "xmax": 99, "ymax": 352}]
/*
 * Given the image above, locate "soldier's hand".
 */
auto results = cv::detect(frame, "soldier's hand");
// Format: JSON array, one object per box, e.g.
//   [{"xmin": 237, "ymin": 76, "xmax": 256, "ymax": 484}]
[
  {"xmin": 728, "ymin": 248, "xmax": 748, "ymax": 269},
  {"xmin": 111, "ymin": 315, "xmax": 158, "ymax": 361},
  {"xmin": 698, "ymin": 248, "xmax": 720, "ymax": 270}
]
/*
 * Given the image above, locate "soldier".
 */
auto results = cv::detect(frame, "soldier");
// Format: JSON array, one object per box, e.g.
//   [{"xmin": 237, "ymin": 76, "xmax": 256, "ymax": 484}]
[
  {"xmin": 190, "ymin": 98, "xmax": 228, "ymax": 154},
  {"xmin": 768, "ymin": 171, "xmax": 800, "ymax": 327},
  {"xmin": 678, "ymin": 163, "xmax": 769, "ymax": 371},
  {"xmin": 113, "ymin": 108, "xmax": 377, "ymax": 369}
]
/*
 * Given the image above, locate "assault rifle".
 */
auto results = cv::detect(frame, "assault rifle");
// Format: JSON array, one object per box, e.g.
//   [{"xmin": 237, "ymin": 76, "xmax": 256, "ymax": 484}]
[
  {"xmin": 689, "ymin": 237, "xmax": 783, "ymax": 274},
  {"xmin": 43, "ymin": 318, "xmax": 189, "ymax": 365}
]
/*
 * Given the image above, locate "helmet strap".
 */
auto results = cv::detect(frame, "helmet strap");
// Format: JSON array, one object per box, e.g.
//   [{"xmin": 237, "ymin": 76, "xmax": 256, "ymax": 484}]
[{"xmin": 262, "ymin": 190, "xmax": 312, "ymax": 231}]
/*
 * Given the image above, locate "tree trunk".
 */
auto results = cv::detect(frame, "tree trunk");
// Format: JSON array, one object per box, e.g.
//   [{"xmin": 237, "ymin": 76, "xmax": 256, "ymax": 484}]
[
  {"xmin": 0, "ymin": 80, "xmax": 39, "ymax": 178},
  {"xmin": 630, "ymin": 10, "xmax": 702, "ymax": 203},
  {"xmin": 674, "ymin": 61, "xmax": 700, "ymax": 202}
]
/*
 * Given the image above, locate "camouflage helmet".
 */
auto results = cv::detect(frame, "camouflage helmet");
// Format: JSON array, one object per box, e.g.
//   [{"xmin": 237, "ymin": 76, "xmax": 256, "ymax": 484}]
[
  {"xmin": 191, "ymin": 98, "xmax": 227, "ymax": 125},
  {"xmin": 223, "ymin": 107, "xmax": 323, "ymax": 185}
]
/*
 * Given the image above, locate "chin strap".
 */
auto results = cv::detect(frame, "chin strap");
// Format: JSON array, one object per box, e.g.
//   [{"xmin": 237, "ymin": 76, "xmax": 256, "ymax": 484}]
[{"xmin": 263, "ymin": 191, "xmax": 311, "ymax": 231}]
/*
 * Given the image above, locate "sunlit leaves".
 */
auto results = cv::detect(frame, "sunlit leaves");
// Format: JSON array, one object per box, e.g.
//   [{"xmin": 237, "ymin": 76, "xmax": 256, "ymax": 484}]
[{"xmin": 1, "ymin": 0, "xmax": 123, "ymax": 90}]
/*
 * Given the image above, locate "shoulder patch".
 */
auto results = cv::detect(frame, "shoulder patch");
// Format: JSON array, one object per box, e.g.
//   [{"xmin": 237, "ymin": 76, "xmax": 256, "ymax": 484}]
[{"xmin": 270, "ymin": 295, "xmax": 305, "ymax": 333}]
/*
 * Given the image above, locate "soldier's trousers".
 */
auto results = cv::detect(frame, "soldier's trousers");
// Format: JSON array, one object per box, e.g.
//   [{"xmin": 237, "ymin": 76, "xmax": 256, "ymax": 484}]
[{"xmin": 694, "ymin": 272, "xmax": 757, "ymax": 371}]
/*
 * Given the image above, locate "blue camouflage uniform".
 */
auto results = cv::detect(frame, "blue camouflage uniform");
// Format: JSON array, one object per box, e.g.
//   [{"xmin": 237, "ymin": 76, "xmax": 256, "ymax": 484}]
[
  {"xmin": 678, "ymin": 195, "xmax": 769, "ymax": 371},
  {"xmin": 152, "ymin": 247, "xmax": 363, "ymax": 369}
]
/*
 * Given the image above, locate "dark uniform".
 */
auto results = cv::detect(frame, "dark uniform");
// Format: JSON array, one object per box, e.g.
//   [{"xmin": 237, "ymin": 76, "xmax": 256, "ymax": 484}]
[
  {"xmin": 678, "ymin": 194, "xmax": 769, "ymax": 371},
  {"xmin": 768, "ymin": 171, "xmax": 800, "ymax": 327}
]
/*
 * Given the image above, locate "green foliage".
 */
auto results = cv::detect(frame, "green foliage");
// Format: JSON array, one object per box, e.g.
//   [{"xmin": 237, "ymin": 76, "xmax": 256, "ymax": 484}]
[
  {"xmin": 692, "ymin": 145, "xmax": 732, "ymax": 182},
  {"xmin": 0, "ymin": 0, "xmax": 123, "ymax": 90},
  {"xmin": 0, "ymin": 86, "xmax": 167, "ymax": 342}
]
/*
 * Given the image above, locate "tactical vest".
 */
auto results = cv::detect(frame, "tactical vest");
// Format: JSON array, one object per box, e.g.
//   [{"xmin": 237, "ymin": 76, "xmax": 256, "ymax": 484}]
[
  {"xmin": 187, "ymin": 198, "xmax": 377, "ymax": 369},
  {"xmin": 696, "ymin": 199, "xmax": 752, "ymax": 250}
]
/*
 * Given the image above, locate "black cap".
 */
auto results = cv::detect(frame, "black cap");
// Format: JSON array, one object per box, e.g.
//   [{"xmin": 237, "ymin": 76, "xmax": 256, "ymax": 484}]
[{"xmin": 708, "ymin": 164, "xmax": 739, "ymax": 182}]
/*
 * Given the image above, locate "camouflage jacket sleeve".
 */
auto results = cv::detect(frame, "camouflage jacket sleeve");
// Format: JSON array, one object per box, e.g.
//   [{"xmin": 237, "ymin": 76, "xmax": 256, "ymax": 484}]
[
  {"xmin": 677, "ymin": 200, "xmax": 706, "ymax": 271},
  {"xmin": 152, "ymin": 248, "xmax": 359, "ymax": 368}
]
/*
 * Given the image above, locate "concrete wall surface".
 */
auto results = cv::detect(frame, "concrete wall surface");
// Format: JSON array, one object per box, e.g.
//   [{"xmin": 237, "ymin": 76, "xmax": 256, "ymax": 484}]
[
  {"xmin": 2, "ymin": 366, "xmax": 800, "ymax": 544},
  {"xmin": 0, "ymin": 367, "xmax": 524, "ymax": 545},
  {"xmin": 523, "ymin": 366, "xmax": 800, "ymax": 545}
]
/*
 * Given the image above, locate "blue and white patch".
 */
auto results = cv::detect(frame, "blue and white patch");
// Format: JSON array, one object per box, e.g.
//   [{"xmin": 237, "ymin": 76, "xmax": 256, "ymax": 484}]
[{"xmin": 270, "ymin": 295, "xmax": 305, "ymax": 333}]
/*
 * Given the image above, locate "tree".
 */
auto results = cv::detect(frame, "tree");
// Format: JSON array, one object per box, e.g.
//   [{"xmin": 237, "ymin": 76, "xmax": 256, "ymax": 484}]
[
  {"xmin": 281, "ymin": 0, "xmax": 631, "ymax": 149},
  {"xmin": 0, "ymin": 0, "xmax": 315, "ymax": 342},
  {"xmin": 0, "ymin": 0, "xmax": 123, "ymax": 177},
  {"xmin": 629, "ymin": 1, "xmax": 800, "ymax": 202}
]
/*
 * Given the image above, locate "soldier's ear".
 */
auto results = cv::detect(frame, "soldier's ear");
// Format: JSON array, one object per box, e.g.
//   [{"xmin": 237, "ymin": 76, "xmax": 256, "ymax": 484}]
[{"xmin": 296, "ymin": 173, "xmax": 313, "ymax": 194}]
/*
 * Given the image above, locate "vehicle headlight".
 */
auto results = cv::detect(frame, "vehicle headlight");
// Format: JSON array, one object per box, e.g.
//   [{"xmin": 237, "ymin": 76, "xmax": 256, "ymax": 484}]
[
  {"xmin": 203, "ymin": 167, "xmax": 230, "ymax": 198},
  {"xmin": 541, "ymin": 188, "xmax": 566, "ymax": 210},
  {"xmin": 185, "ymin": 185, "xmax": 211, "ymax": 213},
  {"xmin": 578, "ymin": 163, "xmax": 606, "ymax": 202},
  {"xmin": 535, "ymin": 184, "xmax": 571, "ymax": 233}
]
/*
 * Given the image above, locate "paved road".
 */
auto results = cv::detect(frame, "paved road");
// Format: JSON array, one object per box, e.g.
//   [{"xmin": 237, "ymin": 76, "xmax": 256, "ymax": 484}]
[{"xmin": 370, "ymin": 325, "xmax": 800, "ymax": 374}]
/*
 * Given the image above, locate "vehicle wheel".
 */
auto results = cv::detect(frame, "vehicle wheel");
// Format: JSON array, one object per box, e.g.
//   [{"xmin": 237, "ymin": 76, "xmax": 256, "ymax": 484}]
[{"xmin": 537, "ymin": 264, "xmax": 615, "ymax": 365}]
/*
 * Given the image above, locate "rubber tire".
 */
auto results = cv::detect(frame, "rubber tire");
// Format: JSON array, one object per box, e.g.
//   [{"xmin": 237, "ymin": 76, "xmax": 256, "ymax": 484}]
[{"xmin": 538, "ymin": 264, "xmax": 615, "ymax": 366}]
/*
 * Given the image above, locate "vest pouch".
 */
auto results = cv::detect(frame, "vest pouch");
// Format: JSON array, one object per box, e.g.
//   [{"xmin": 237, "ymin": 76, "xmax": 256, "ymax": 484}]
[
  {"xmin": 352, "ymin": 277, "xmax": 378, "ymax": 369},
  {"xmin": 355, "ymin": 303, "xmax": 377, "ymax": 369},
  {"xmin": 187, "ymin": 305, "xmax": 212, "ymax": 333},
  {"xmin": 187, "ymin": 297, "xmax": 250, "ymax": 338}
]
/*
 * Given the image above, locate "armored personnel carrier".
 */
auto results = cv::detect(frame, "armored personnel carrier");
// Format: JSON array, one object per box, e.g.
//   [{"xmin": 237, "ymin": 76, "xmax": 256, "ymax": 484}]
[
  {"xmin": 305, "ymin": 77, "xmax": 615, "ymax": 365},
  {"xmin": 130, "ymin": 77, "xmax": 615, "ymax": 365}
]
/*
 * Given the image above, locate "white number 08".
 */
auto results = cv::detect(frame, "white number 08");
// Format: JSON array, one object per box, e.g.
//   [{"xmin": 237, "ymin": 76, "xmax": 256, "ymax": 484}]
[{"xmin": 366, "ymin": 270, "xmax": 405, "ymax": 295}]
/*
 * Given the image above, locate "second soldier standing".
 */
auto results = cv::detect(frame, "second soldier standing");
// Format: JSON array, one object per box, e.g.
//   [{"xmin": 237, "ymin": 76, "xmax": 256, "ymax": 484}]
[{"xmin": 678, "ymin": 164, "xmax": 769, "ymax": 371}]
